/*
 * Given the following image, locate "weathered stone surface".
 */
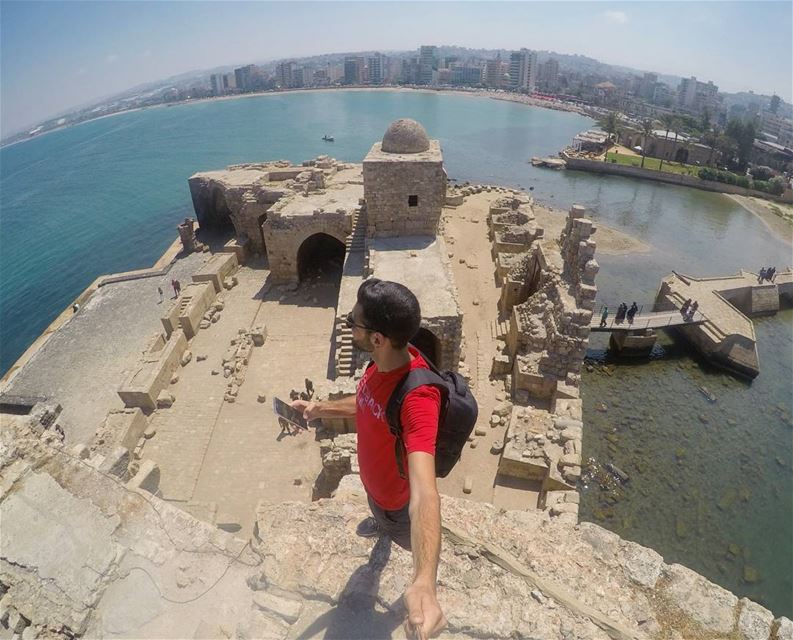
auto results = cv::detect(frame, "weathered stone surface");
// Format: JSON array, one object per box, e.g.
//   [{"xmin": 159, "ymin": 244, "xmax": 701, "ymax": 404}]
[
  {"xmin": 0, "ymin": 472, "xmax": 119, "ymax": 632},
  {"xmin": 252, "ymin": 591, "xmax": 303, "ymax": 624},
  {"xmin": 180, "ymin": 350, "xmax": 193, "ymax": 366},
  {"xmin": 620, "ymin": 541, "xmax": 663, "ymax": 588},
  {"xmin": 775, "ymin": 617, "xmax": 793, "ymax": 640},
  {"xmin": 156, "ymin": 391, "xmax": 175, "ymax": 408},
  {"xmin": 737, "ymin": 598, "xmax": 774, "ymax": 640},
  {"xmin": 663, "ymin": 563, "xmax": 739, "ymax": 634}
]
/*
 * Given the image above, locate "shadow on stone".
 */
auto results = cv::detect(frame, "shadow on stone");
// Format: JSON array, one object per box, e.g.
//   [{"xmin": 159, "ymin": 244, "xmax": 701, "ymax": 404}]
[{"xmin": 295, "ymin": 536, "xmax": 404, "ymax": 639}]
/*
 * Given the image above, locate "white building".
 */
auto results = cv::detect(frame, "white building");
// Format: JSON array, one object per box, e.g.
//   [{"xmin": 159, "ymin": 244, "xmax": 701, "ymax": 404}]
[
  {"xmin": 508, "ymin": 48, "xmax": 538, "ymax": 93},
  {"xmin": 419, "ymin": 45, "xmax": 436, "ymax": 85}
]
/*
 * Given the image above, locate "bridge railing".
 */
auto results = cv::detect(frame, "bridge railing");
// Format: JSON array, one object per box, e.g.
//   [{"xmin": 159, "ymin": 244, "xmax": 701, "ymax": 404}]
[{"xmin": 594, "ymin": 302, "xmax": 709, "ymax": 330}]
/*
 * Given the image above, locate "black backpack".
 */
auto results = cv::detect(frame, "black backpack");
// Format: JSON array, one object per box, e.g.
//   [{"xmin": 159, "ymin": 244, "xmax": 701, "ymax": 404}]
[{"xmin": 373, "ymin": 348, "xmax": 479, "ymax": 479}]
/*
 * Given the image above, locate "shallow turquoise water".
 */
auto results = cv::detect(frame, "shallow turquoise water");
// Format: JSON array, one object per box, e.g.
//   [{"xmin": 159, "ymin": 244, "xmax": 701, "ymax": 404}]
[{"xmin": 1, "ymin": 89, "xmax": 790, "ymax": 614}]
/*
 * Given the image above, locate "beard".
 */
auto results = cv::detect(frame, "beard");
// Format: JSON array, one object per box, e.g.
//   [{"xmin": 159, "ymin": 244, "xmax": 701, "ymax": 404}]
[{"xmin": 352, "ymin": 334, "xmax": 374, "ymax": 352}]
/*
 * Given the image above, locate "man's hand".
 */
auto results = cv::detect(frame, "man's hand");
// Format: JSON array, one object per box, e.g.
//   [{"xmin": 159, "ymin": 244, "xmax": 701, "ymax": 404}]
[
  {"xmin": 290, "ymin": 399, "xmax": 321, "ymax": 421},
  {"xmin": 403, "ymin": 582, "xmax": 446, "ymax": 639}
]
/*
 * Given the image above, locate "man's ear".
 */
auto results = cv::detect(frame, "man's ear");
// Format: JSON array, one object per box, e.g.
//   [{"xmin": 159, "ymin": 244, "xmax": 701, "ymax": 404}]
[{"xmin": 371, "ymin": 332, "xmax": 386, "ymax": 349}]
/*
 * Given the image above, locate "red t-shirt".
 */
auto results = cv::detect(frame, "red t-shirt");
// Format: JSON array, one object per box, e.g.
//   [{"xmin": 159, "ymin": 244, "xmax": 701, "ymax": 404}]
[{"xmin": 356, "ymin": 346, "xmax": 441, "ymax": 510}]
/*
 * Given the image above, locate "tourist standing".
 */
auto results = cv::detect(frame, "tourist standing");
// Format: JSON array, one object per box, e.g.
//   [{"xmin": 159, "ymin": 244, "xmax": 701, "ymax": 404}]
[
  {"xmin": 172, "ymin": 279, "xmax": 181, "ymax": 298},
  {"xmin": 680, "ymin": 298, "xmax": 692, "ymax": 317},
  {"xmin": 758, "ymin": 268, "xmax": 767, "ymax": 284},
  {"xmin": 599, "ymin": 306, "xmax": 609, "ymax": 328},
  {"xmin": 157, "ymin": 286, "xmax": 164, "ymax": 303},
  {"xmin": 627, "ymin": 302, "xmax": 638, "ymax": 324},
  {"xmin": 688, "ymin": 300, "xmax": 699, "ymax": 320},
  {"xmin": 768, "ymin": 267, "xmax": 777, "ymax": 282},
  {"xmin": 290, "ymin": 279, "xmax": 447, "ymax": 639}
]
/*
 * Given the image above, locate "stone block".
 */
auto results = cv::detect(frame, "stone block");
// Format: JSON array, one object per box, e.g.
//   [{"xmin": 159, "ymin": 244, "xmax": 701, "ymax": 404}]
[
  {"xmin": 737, "ymin": 598, "xmax": 773, "ymax": 640},
  {"xmin": 463, "ymin": 476, "xmax": 473, "ymax": 494},
  {"xmin": 157, "ymin": 391, "xmax": 175, "ymax": 408},
  {"xmin": 180, "ymin": 350, "xmax": 192, "ymax": 366},
  {"xmin": 775, "ymin": 617, "xmax": 793, "ymax": 640},
  {"xmin": 549, "ymin": 501, "xmax": 578, "ymax": 516},
  {"xmin": 620, "ymin": 541, "xmax": 663, "ymax": 589},
  {"xmin": 250, "ymin": 326, "xmax": 268, "ymax": 346},
  {"xmin": 663, "ymin": 563, "xmax": 738, "ymax": 634}
]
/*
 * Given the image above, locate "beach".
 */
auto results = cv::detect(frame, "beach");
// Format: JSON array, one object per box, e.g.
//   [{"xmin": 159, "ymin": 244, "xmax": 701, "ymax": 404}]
[{"xmin": 726, "ymin": 193, "xmax": 793, "ymax": 246}]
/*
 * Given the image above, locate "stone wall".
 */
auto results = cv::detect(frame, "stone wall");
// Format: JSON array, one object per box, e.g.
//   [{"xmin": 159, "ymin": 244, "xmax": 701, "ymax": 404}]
[
  {"xmin": 262, "ymin": 211, "xmax": 351, "ymax": 284},
  {"xmin": 564, "ymin": 153, "xmax": 793, "ymax": 204},
  {"xmin": 363, "ymin": 146, "xmax": 446, "ymax": 237}
]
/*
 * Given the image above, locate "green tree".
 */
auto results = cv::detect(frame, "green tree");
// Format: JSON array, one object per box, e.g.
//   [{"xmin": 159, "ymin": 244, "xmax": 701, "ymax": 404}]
[
  {"xmin": 640, "ymin": 119, "xmax": 654, "ymax": 169},
  {"xmin": 701, "ymin": 107, "xmax": 711, "ymax": 134},
  {"xmin": 659, "ymin": 113, "xmax": 675, "ymax": 171},
  {"xmin": 725, "ymin": 119, "xmax": 756, "ymax": 170},
  {"xmin": 702, "ymin": 129, "xmax": 718, "ymax": 167}
]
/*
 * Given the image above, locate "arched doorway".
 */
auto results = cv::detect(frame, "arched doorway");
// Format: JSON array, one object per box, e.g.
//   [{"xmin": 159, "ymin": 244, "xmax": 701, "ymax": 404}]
[
  {"xmin": 296, "ymin": 233, "xmax": 345, "ymax": 282},
  {"xmin": 411, "ymin": 328, "xmax": 441, "ymax": 367},
  {"xmin": 674, "ymin": 148, "xmax": 689, "ymax": 163}
]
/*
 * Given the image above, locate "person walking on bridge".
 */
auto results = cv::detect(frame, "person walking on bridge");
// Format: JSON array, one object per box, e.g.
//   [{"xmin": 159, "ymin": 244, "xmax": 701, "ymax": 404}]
[
  {"xmin": 599, "ymin": 306, "xmax": 609, "ymax": 328},
  {"xmin": 291, "ymin": 279, "xmax": 447, "ymax": 639},
  {"xmin": 627, "ymin": 302, "xmax": 638, "ymax": 324}
]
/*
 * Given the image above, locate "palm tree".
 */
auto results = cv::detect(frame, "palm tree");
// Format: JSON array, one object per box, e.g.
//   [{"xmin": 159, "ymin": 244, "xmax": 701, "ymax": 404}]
[
  {"xmin": 670, "ymin": 117, "xmax": 681, "ymax": 166},
  {"xmin": 703, "ymin": 129, "xmax": 718, "ymax": 167},
  {"xmin": 659, "ymin": 113, "xmax": 675, "ymax": 171},
  {"xmin": 640, "ymin": 119, "xmax": 653, "ymax": 169},
  {"xmin": 601, "ymin": 112, "xmax": 618, "ymax": 160}
]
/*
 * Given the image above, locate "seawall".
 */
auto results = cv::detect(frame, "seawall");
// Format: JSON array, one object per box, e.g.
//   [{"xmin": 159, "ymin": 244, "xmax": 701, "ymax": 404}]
[{"xmin": 562, "ymin": 152, "xmax": 793, "ymax": 204}]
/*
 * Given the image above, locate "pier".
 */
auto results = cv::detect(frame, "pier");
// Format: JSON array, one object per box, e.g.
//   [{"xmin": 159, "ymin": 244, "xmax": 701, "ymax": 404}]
[{"xmin": 592, "ymin": 268, "xmax": 792, "ymax": 377}]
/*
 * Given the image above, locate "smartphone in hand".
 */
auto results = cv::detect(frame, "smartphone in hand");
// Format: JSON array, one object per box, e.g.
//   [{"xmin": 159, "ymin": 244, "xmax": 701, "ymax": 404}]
[{"xmin": 272, "ymin": 397, "xmax": 309, "ymax": 430}]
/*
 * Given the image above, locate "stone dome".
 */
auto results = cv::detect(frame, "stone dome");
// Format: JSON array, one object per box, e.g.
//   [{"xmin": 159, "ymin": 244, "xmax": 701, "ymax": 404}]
[{"xmin": 381, "ymin": 118, "xmax": 430, "ymax": 154}]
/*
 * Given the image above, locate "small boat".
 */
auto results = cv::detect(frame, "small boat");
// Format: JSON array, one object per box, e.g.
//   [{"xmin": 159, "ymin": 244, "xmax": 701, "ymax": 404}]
[{"xmin": 322, "ymin": 135, "xmax": 335, "ymax": 142}]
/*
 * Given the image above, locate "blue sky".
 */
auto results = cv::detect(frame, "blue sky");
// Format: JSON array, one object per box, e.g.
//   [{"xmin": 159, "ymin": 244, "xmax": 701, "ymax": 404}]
[{"xmin": 1, "ymin": 1, "xmax": 791, "ymax": 136}]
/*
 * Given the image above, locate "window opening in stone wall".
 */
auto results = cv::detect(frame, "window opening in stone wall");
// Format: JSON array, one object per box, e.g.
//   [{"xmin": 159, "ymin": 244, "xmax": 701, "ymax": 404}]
[{"xmin": 408, "ymin": 195, "xmax": 418, "ymax": 207}]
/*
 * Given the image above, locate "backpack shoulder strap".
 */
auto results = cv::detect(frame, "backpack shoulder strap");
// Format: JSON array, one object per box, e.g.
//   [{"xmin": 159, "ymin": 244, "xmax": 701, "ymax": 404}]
[
  {"xmin": 385, "ymin": 368, "xmax": 447, "ymax": 433},
  {"xmin": 384, "ymin": 367, "xmax": 448, "ymax": 479}
]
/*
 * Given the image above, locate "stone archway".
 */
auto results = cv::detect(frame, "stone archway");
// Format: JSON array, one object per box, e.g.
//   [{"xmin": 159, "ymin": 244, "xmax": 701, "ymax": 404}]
[
  {"xmin": 674, "ymin": 148, "xmax": 689, "ymax": 164},
  {"xmin": 199, "ymin": 187, "xmax": 234, "ymax": 231},
  {"xmin": 411, "ymin": 327, "xmax": 441, "ymax": 367},
  {"xmin": 296, "ymin": 233, "xmax": 345, "ymax": 282}
]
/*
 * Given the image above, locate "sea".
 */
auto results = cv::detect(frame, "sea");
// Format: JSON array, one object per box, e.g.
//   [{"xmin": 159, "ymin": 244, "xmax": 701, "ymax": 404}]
[{"xmin": 1, "ymin": 89, "xmax": 790, "ymax": 615}]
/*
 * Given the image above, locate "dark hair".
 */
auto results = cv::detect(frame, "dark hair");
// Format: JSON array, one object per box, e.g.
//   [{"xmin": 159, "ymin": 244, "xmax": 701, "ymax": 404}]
[{"xmin": 356, "ymin": 278, "xmax": 421, "ymax": 349}]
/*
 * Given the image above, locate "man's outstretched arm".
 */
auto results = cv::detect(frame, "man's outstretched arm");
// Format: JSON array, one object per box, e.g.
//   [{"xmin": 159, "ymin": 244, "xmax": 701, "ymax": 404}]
[
  {"xmin": 291, "ymin": 395, "xmax": 357, "ymax": 420},
  {"xmin": 404, "ymin": 451, "xmax": 446, "ymax": 639}
]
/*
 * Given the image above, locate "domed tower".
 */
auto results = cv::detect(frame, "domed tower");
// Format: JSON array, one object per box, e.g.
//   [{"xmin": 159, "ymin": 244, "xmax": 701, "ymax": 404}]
[{"xmin": 362, "ymin": 118, "xmax": 446, "ymax": 237}]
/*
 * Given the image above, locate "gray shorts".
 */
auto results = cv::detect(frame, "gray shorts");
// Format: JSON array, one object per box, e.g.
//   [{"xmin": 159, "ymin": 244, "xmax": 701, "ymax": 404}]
[{"xmin": 367, "ymin": 494, "xmax": 412, "ymax": 551}]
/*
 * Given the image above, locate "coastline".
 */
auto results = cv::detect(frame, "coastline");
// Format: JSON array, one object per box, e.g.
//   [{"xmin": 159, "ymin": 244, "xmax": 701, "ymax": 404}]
[
  {"xmin": 1, "ymin": 86, "xmax": 588, "ymax": 151},
  {"xmin": 725, "ymin": 194, "xmax": 793, "ymax": 247}
]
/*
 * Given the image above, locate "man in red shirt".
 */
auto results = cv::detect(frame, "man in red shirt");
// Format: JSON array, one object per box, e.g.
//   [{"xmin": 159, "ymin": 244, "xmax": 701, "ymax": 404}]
[{"xmin": 292, "ymin": 278, "xmax": 446, "ymax": 639}]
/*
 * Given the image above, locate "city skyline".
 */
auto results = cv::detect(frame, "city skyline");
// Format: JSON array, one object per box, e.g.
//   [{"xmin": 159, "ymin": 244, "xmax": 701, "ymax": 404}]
[{"xmin": 1, "ymin": 1, "xmax": 792, "ymax": 137}]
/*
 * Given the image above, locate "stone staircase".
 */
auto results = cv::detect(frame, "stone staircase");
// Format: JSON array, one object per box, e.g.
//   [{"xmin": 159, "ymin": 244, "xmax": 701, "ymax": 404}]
[
  {"xmin": 345, "ymin": 208, "xmax": 367, "ymax": 253},
  {"xmin": 491, "ymin": 317, "xmax": 510, "ymax": 341},
  {"xmin": 335, "ymin": 209, "xmax": 368, "ymax": 378}
]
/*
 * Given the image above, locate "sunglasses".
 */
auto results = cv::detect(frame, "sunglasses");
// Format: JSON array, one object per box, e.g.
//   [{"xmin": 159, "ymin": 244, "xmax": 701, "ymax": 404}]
[{"xmin": 345, "ymin": 311, "xmax": 383, "ymax": 335}]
